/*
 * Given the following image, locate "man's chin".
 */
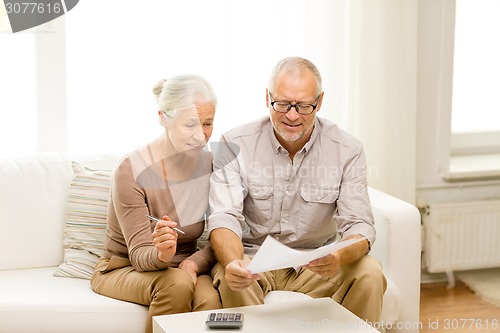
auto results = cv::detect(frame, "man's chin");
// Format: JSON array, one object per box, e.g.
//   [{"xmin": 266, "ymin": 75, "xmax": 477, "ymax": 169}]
[{"xmin": 276, "ymin": 129, "xmax": 303, "ymax": 142}]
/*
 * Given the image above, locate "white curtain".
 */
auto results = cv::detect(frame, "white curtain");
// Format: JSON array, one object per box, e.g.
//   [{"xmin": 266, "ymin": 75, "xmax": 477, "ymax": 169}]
[
  {"xmin": 347, "ymin": 0, "xmax": 418, "ymax": 203},
  {"xmin": 64, "ymin": 0, "xmax": 350, "ymax": 155}
]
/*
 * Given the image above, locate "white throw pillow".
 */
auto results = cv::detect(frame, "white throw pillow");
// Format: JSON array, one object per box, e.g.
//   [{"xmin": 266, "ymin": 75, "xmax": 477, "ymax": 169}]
[{"xmin": 54, "ymin": 162, "xmax": 112, "ymax": 279}]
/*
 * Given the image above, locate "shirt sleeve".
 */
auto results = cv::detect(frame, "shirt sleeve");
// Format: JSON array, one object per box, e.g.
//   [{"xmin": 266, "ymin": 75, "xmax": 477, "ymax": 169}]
[
  {"xmin": 207, "ymin": 136, "xmax": 246, "ymax": 239},
  {"xmin": 334, "ymin": 144, "xmax": 376, "ymax": 247}
]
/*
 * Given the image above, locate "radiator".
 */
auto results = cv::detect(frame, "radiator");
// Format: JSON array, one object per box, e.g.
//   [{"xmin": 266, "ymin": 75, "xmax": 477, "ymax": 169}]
[{"xmin": 423, "ymin": 200, "xmax": 500, "ymax": 274}]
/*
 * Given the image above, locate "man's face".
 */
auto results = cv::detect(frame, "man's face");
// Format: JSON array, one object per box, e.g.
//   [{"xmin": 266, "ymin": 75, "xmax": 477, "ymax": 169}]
[{"xmin": 267, "ymin": 70, "xmax": 323, "ymax": 150}]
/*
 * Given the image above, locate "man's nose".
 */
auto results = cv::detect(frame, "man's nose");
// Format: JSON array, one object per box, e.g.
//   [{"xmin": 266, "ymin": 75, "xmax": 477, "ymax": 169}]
[{"xmin": 286, "ymin": 105, "xmax": 301, "ymax": 121}]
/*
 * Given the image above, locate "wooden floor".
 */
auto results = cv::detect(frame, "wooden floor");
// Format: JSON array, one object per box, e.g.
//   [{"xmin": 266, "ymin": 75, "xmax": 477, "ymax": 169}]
[{"xmin": 420, "ymin": 281, "xmax": 500, "ymax": 333}]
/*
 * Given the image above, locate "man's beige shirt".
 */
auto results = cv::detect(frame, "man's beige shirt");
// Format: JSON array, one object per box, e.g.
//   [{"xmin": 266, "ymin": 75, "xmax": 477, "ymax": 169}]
[{"xmin": 208, "ymin": 116, "xmax": 375, "ymax": 255}]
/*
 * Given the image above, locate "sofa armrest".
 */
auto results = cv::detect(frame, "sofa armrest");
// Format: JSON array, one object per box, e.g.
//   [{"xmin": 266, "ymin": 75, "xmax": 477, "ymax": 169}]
[{"xmin": 368, "ymin": 187, "xmax": 421, "ymax": 333}]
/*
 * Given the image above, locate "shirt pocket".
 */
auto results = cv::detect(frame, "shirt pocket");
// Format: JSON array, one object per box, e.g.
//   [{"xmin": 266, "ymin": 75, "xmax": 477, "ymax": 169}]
[
  {"xmin": 244, "ymin": 183, "xmax": 274, "ymax": 225},
  {"xmin": 298, "ymin": 185, "xmax": 338, "ymax": 235},
  {"xmin": 300, "ymin": 185, "xmax": 339, "ymax": 203}
]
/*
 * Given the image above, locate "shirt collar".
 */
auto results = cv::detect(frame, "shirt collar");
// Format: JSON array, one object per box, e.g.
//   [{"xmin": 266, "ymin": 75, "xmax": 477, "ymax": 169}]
[
  {"xmin": 269, "ymin": 123, "xmax": 282, "ymax": 154},
  {"xmin": 302, "ymin": 118, "xmax": 320, "ymax": 153}
]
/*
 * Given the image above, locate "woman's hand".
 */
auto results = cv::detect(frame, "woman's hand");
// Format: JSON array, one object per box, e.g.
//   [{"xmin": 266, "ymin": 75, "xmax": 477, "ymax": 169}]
[
  {"xmin": 179, "ymin": 259, "xmax": 199, "ymax": 285},
  {"xmin": 152, "ymin": 215, "xmax": 178, "ymax": 263}
]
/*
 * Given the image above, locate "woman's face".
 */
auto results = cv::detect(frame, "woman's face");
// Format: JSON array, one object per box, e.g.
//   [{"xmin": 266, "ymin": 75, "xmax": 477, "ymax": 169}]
[{"xmin": 164, "ymin": 102, "xmax": 215, "ymax": 154}]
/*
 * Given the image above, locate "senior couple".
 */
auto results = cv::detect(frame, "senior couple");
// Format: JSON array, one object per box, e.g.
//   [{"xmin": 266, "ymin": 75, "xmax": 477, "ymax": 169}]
[{"xmin": 90, "ymin": 56, "xmax": 387, "ymax": 333}]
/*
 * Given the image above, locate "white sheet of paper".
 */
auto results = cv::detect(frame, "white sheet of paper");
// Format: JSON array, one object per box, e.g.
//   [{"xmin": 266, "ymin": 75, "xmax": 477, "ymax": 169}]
[{"xmin": 246, "ymin": 236, "xmax": 365, "ymax": 274}]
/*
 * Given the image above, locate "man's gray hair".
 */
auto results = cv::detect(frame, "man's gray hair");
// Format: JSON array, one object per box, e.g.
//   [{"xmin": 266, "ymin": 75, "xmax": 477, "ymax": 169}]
[{"xmin": 268, "ymin": 57, "xmax": 322, "ymax": 97}]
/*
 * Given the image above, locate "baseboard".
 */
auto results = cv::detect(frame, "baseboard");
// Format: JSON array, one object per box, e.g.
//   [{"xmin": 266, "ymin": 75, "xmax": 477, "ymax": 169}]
[{"xmin": 420, "ymin": 270, "xmax": 448, "ymax": 284}]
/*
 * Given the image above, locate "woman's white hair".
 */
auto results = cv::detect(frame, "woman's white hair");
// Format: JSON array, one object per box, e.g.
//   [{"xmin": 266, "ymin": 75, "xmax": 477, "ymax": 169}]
[{"xmin": 152, "ymin": 74, "xmax": 217, "ymax": 118}]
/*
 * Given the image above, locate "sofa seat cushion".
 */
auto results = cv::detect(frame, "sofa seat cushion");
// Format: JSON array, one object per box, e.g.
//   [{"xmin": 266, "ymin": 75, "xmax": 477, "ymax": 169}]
[
  {"xmin": 0, "ymin": 267, "xmax": 148, "ymax": 333},
  {"xmin": 380, "ymin": 275, "xmax": 401, "ymax": 324},
  {"xmin": 263, "ymin": 274, "xmax": 400, "ymax": 325}
]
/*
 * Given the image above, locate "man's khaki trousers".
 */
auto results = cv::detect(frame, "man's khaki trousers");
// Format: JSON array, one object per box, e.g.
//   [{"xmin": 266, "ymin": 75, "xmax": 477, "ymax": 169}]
[{"xmin": 212, "ymin": 255, "xmax": 386, "ymax": 325}]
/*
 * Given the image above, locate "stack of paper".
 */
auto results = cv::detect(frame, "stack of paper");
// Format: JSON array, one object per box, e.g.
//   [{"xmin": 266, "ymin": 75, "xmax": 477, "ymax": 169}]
[{"xmin": 247, "ymin": 236, "xmax": 365, "ymax": 274}]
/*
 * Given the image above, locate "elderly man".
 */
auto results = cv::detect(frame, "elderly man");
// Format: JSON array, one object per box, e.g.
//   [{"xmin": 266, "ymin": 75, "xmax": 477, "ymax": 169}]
[{"xmin": 208, "ymin": 56, "xmax": 386, "ymax": 324}]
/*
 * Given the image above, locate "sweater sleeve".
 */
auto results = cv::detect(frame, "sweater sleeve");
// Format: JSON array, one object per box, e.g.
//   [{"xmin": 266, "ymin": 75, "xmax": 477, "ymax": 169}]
[
  {"xmin": 184, "ymin": 243, "xmax": 217, "ymax": 275},
  {"xmin": 109, "ymin": 157, "xmax": 171, "ymax": 272}
]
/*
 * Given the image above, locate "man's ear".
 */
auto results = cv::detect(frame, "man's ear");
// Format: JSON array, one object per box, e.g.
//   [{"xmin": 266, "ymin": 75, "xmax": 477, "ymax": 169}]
[
  {"xmin": 265, "ymin": 88, "xmax": 270, "ymax": 108},
  {"xmin": 315, "ymin": 92, "xmax": 325, "ymax": 113}
]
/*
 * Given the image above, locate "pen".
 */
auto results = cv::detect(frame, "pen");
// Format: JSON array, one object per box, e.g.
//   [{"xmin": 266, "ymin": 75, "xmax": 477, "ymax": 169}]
[{"xmin": 147, "ymin": 215, "xmax": 186, "ymax": 235}]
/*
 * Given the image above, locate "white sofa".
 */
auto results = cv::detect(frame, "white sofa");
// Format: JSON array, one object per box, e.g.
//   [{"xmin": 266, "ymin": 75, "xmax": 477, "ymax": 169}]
[{"xmin": 0, "ymin": 153, "xmax": 421, "ymax": 333}]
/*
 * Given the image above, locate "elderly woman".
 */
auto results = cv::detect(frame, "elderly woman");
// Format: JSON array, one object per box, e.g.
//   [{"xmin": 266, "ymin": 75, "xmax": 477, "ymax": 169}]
[{"xmin": 91, "ymin": 74, "xmax": 221, "ymax": 333}]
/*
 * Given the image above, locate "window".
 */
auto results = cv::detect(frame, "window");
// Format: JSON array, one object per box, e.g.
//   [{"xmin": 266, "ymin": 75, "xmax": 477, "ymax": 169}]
[
  {"xmin": 0, "ymin": 8, "xmax": 64, "ymax": 155},
  {"xmin": 0, "ymin": 33, "xmax": 37, "ymax": 154},
  {"xmin": 64, "ymin": 0, "xmax": 227, "ymax": 154},
  {"xmin": 447, "ymin": 0, "xmax": 500, "ymax": 179},
  {"xmin": 452, "ymin": 0, "xmax": 500, "ymax": 135}
]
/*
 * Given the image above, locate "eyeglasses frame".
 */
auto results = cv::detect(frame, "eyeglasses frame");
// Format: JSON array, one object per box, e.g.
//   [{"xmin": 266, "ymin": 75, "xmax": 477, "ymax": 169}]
[{"xmin": 268, "ymin": 93, "xmax": 321, "ymax": 115}]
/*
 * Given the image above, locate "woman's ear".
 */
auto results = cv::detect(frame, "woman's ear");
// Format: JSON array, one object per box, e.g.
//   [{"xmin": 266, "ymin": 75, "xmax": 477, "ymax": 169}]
[{"xmin": 158, "ymin": 111, "xmax": 168, "ymax": 126}]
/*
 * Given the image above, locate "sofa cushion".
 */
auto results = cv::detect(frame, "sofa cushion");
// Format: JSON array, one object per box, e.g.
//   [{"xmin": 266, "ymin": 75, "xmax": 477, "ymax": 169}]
[
  {"xmin": 0, "ymin": 153, "xmax": 75, "ymax": 270},
  {"xmin": 54, "ymin": 162, "xmax": 112, "ymax": 279},
  {"xmin": 0, "ymin": 267, "xmax": 148, "ymax": 333}
]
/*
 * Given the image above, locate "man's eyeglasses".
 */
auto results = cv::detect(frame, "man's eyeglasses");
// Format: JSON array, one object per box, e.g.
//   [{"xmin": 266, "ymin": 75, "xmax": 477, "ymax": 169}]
[{"xmin": 269, "ymin": 94, "xmax": 320, "ymax": 115}]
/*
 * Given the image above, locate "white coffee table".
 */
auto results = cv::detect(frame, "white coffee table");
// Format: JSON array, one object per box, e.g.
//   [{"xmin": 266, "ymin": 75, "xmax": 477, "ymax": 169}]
[{"xmin": 153, "ymin": 297, "xmax": 380, "ymax": 333}]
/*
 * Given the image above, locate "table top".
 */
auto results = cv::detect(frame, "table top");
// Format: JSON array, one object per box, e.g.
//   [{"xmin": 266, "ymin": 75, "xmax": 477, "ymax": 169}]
[{"xmin": 153, "ymin": 297, "xmax": 380, "ymax": 333}]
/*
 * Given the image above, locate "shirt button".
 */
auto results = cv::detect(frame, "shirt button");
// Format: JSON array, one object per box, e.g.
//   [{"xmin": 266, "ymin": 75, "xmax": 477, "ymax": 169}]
[{"xmin": 275, "ymin": 235, "xmax": 280, "ymax": 240}]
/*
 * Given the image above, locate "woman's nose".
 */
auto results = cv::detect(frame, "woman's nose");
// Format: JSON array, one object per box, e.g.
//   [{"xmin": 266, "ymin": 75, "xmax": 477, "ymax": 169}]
[{"xmin": 192, "ymin": 126, "xmax": 205, "ymax": 142}]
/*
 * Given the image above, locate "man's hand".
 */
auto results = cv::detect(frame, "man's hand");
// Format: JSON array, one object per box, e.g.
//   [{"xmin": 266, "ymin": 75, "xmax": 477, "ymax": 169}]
[
  {"xmin": 224, "ymin": 259, "xmax": 260, "ymax": 291},
  {"xmin": 303, "ymin": 252, "xmax": 341, "ymax": 277},
  {"xmin": 210, "ymin": 228, "xmax": 258, "ymax": 290},
  {"xmin": 304, "ymin": 235, "xmax": 369, "ymax": 277}
]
